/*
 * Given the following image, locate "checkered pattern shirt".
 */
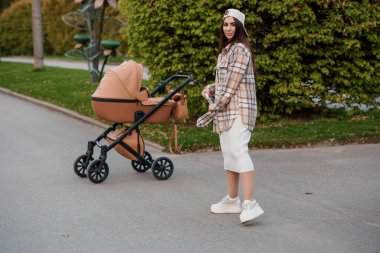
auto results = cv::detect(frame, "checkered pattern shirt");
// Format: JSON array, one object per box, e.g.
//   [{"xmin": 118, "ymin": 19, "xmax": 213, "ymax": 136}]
[{"xmin": 209, "ymin": 42, "xmax": 257, "ymax": 133}]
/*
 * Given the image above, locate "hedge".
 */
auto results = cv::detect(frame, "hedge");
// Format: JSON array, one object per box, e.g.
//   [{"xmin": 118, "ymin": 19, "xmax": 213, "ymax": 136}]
[
  {"xmin": 1, "ymin": 0, "xmax": 378, "ymax": 119},
  {"xmin": 119, "ymin": 0, "xmax": 379, "ymax": 118}
]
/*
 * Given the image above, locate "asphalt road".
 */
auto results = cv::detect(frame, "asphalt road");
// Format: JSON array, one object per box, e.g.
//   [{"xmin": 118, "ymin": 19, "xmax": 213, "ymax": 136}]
[{"xmin": 1, "ymin": 91, "xmax": 379, "ymax": 253}]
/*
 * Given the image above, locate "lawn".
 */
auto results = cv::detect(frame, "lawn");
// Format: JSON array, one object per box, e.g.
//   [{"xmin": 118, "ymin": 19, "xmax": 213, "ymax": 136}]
[{"xmin": 0, "ymin": 61, "xmax": 379, "ymax": 152}]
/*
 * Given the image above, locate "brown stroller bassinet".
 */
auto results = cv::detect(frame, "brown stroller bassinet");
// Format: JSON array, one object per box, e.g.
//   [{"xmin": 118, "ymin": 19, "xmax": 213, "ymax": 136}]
[
  {"xmin": 73, "ymin": 60, "xmax": 192, "ymax": 184},
  {"xmin": 91, "ymin": 60, "xmax": 175, "ymax": 123}
]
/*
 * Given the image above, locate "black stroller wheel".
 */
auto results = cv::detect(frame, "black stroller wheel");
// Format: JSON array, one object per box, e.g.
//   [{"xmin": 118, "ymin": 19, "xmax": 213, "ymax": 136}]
[
  {"xmin": 74, "ymin": 154, "xmax": 93, "ymax": 178},
  {"xmin": 131, "ymin": 151, "xmax": 153, "ymax": 173},
  {"xmin": 152, "ymin": 157, "xmax": 174, "ymax": 180},
  {"xmin": 87, "ymin": 159, "xmax": 109, "ymax": 184}
]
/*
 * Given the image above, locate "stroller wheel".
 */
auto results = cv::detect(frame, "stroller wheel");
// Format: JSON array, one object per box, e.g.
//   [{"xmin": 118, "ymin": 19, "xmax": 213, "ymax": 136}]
[
  {"xmin": 87, "ymin": 159, "xmax": 109, "ymax": 184},
  {"xmin": 74, "ymin": 154, "xmax": 93, "ymax": 178},
  {"xmin": 131, "ymin": 151, "xmax": 153, "ymax": 173},
  {"xmin": 152, "ymin": 157, "xmax": 174, "ymax": 180}
]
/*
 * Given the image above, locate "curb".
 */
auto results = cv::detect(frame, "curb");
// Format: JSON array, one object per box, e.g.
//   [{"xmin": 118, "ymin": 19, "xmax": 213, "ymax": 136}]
[{"xmin": 0, "ymin": 87, "xmax": 164, "ymax": 151}]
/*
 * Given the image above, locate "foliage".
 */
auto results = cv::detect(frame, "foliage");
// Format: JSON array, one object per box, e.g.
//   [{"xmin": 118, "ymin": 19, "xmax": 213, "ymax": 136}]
[
  {"xmin": 119, "ymin": 0, "xmax": 379, "ymax": 118},
  {"xmin": 0, "ymin": 0, "xmax": 128, "ymax": 56},
  {"xmin": 0, "ymin": 0, "xmax": 14, "ymax": 13},
  {"xmin": 0, "ymin": 0, "xmax": 76, "ymax": 55},
  {"xmin": 119, "ymin": 0, "xmax": 221, "ymax": 117},
  {"xmin": 0, "ymin": 0, "xmax": 34, "ymax": 55},
  {"xmin": 41, "ymin": 0, "xmax": 78, "ymax": 55},
  {"xmin": 255, "ymin": 0, "xmax": 380, "ymax": 115}
]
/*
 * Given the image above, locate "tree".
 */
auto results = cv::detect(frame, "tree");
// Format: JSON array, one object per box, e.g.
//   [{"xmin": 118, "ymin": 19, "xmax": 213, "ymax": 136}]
[{"xmin": 31, "ymin": 0, "xmax": 43, "ymax": 69}]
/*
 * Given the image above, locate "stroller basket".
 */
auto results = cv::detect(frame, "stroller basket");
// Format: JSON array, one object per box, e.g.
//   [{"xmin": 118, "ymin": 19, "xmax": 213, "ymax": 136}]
[
  {"xmin": 74, "ymin": 60, "xmax": 192, "ymax": 183},
  {"xmin": 105, "ymin": 128, "xmax": 144, "ymax": 161}
]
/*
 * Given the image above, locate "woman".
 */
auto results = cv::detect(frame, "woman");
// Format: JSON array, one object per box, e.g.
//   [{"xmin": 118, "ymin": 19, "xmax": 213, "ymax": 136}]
[{"xmin": 201, "ymin": 9, "xmax": 263, "ymax": 224}]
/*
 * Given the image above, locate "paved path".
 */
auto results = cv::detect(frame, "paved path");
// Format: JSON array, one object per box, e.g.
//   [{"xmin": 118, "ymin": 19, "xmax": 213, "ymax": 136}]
[
  {"xmin": 1, "ymin": 90, "xmax": 380, "ymax": 253},
  {"xmin": 0, "ymin": 56, "xmax": 150, "ymax": 80}
]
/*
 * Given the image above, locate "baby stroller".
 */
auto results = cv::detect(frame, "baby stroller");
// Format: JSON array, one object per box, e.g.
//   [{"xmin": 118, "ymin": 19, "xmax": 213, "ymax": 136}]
[{"xmin": 73, "ymin": 60, "xmax": 192, "ymax": 183}]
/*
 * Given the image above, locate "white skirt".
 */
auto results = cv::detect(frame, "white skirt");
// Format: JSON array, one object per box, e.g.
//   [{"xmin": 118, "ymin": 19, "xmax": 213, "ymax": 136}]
[{"xmin": 219, "ymin": 115, "xmax": 254, "ymax": 173}]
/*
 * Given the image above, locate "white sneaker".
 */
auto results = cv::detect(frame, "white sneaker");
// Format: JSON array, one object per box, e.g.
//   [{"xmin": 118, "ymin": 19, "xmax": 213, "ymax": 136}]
[
  {"xmin": 211, "ymin": 195, "xmax": 242, "ymax": 214},
  {"xmin": 240, "ymin": 200, "xmax": 264, "ymax": 224}
]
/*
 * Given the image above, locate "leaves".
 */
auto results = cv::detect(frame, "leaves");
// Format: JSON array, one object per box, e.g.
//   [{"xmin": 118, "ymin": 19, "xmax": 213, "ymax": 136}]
[
  {"xmin": 3, "ymin": 0, "xmax": 377, "ymax": 119},
  {"xmin": 0, "ymin": 0, "xmax": 128, "ymax": 55},
  {"xmin": 119, "ymin": 0, "xmax": 378, "ymax": 118}
]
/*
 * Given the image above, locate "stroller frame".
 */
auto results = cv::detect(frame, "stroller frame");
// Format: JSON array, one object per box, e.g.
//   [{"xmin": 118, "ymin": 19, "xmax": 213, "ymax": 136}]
[{"xmin": 74, "ymin": 74, "xmax": 192, "ymax": 183}]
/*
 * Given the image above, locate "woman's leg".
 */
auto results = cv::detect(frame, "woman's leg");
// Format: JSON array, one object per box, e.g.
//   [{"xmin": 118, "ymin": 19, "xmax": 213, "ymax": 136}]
[
  {"xmin": 210, "ymin": 169, "xmax": 241, "ymax": 214},
  {"xmin": 225, "ymin": 170, "xmax": 239, "ymax": 198},
  {"xmin": 241, "ymin": 171, "xmax": 254, "ymax": 201},
  {"xmin": 240, "ymin": 171, "xmax": 264, "ymax": 223}
]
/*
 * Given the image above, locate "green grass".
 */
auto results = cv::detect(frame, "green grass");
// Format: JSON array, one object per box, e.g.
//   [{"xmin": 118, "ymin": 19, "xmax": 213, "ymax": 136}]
[
  {"xmin": 1, "ymin": 61, "xmax": 379, "ymax": 152},
  {"xmin": 0, "ymin": 62, "xmax": 98, "ymax": 117}
]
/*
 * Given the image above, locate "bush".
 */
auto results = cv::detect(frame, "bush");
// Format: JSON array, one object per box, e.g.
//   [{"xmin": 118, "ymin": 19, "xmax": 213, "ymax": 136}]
[
  {"xmin": 119, "ymin": 0, "xmax": 224, "ymax": 118},
  {"xmin": 43, "ymin": 0, "xmax": 128, "ymax": 55},
  {"xmin": 41, "ymin": 0, "xmax": 78, "ymax": 55},
  {"xmin": 0, "ymin": 0, "xmax": 128, "ymax": 56},
  {"xmin": 255, "ymin": 0, "xmax": 380, "ymax": 115},
  {"xmin": 0, "ymin": 0, "xmax": 14, "ymax": 13},
  {"xmin": 119, "ymin": 0, "xmax": 379, "ymax": 119},
  {"xmin": 0, "ymin": 0, "xmax": 34, "ymax": 55},
  {"xmin": 0, "ymin": 0, "xmax": 77, "ymax": 55}
]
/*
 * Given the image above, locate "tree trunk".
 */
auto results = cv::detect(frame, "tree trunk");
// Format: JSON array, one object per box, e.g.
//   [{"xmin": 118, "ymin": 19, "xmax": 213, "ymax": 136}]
[{"xmin": 31, "ymin": 0, "xmax": 44, "ymax": 69}]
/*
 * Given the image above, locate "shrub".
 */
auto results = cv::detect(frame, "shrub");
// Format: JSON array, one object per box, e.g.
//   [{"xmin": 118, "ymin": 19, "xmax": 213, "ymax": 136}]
[
  {"xmin": 0, "ymin": 0, "xmax": 76, "ymax": 55},
  {"xmin": 41, "ymin": 0, "xmax": 78, "ymax": 55},
  {"xmin": 43, "ymin": 1, "xmax": 128, "ymax": 55},
  {"xmin": 0, "ymin": 0, "xmax": 128, "ymax": 56},
  {"xmin": 255, "ymin": 0, "xmax": 380, "ymax": 115},
  {"xmin": 119, "ymin": 0, "xmax": 379, "ymax": 119},
  {"xmin": 0, "ymin": 0, "xmax": 14, "ymax": 13},
  {"xmin": 119, "ymin": 0, "xmax": 225, "ymax": 118},
  {"xmin": 0, "ymin": 0, "xmax": 34, "ymax": 55}
]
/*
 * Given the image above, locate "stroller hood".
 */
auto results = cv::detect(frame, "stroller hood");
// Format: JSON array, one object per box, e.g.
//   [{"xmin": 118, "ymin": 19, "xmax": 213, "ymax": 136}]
[{"xmin": 92, "ymin": 60, "xmax": 144, "ymax": 100}]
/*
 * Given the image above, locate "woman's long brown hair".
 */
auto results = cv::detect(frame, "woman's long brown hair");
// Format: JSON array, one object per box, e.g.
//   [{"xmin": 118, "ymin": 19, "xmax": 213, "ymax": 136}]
[{"xmin": 217, "ymin": 17, "xmax": 258, "ymax": 78}]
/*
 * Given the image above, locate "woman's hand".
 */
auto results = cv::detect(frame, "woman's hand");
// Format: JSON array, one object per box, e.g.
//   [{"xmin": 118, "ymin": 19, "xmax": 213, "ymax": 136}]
[
  {"xmin": 202, "ymin": 84, "xmax": 215, "ymax": 104},
  {"xmin": 202, "ymin": 86, "xmax": 210, "ymax": 99}
]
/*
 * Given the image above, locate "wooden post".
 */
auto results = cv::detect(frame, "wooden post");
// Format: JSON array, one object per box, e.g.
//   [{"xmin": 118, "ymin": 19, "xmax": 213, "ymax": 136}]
[{"xmin": 31, "ymin": 0, "xmax": 44, "ymax": 69}]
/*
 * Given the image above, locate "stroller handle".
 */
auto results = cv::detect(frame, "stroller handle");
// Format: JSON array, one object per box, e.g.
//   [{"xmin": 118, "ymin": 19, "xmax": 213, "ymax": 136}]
[
  {"xmin": 150, "ymin": 74, "xmax": 192, "ymax": 97},
  {"xmin": 105, "ymin": 74, "xmax": 192, "ymax": 149}
]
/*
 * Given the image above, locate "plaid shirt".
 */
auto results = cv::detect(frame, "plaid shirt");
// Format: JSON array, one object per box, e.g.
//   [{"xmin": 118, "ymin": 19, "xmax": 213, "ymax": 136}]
[{"xmin": 209, "ymin": 42, "xmax": 257, "ymax": 133}]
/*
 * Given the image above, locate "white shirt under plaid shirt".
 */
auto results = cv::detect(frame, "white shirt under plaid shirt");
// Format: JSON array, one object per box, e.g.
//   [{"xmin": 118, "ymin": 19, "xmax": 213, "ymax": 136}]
[{"xmin": 206, "ymin": 42, "xmax": 257, "ymax": 134}]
